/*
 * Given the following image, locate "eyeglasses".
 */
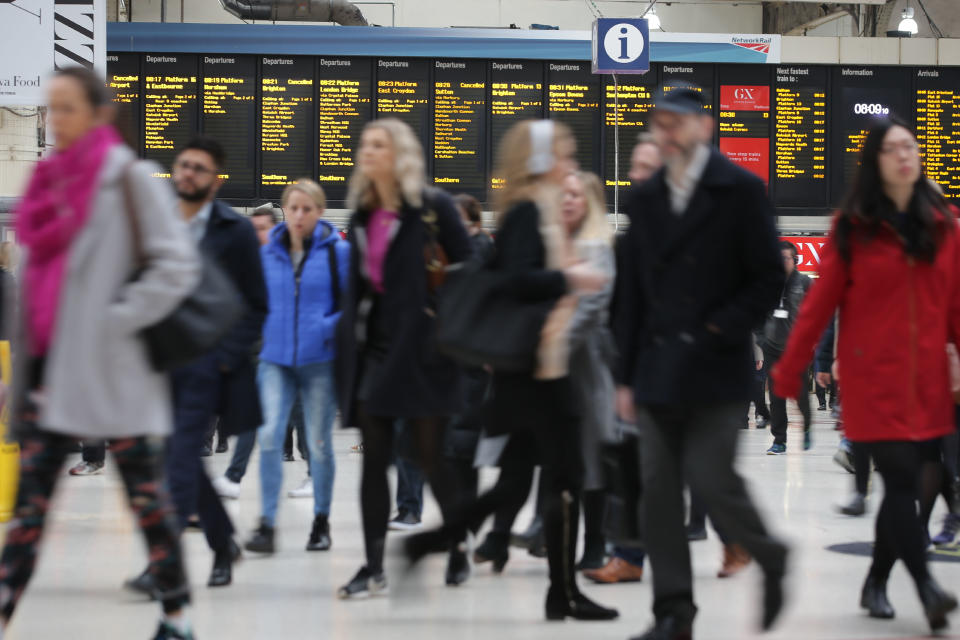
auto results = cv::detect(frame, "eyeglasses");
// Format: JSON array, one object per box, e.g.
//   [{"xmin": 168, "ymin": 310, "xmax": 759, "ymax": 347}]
[
  {"xmin": 879, "ymin": 141, "xmax": 919, "ymax": 156},
  {"xmin": 173, "ymin": 160, "xmax": 217, "ymax": 176}
]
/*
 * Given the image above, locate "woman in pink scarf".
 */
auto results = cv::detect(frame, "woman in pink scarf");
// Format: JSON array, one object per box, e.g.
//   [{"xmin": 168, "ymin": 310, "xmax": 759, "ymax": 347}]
[{"xmin": 0, "ymin": 67, "xmax": 199, "ymax": 640}]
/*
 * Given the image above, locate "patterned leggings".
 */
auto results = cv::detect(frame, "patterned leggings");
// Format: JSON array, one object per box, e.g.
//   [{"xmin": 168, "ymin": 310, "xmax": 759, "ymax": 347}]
[{"xmin": 0, "ymin": 429, "xmax": 190, "ymax": 622}]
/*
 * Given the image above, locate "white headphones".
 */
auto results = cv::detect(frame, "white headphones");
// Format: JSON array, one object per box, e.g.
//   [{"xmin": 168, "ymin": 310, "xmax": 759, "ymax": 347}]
[{"xmin": 527, "ymin": 120, "xmax": 555, "ymax": 175}]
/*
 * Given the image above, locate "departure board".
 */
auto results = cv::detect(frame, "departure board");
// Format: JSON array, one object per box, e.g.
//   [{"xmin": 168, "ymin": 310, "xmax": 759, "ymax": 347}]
[
  {"xmin": 107, "ymin": 54, "xmax": 141, "ymax": 152},
  {"xmin": 142, "ymin": 55, "xmax": 199, "ymax": 176},
  {"xmin": 548, "ymin": 62, "xmax": 601, "ymax": 174},
  {"xmin": 718, "ymin": 66, "xmax": 771, "ymax": 184},
  {"xmin": 915, "ymin": 67, "xmax": 960, "ymax": 201},
  {"xmin": 201, "ymin": 55, "xmax": 256, "ymax": 198},
  {"xmin": 489, "ymin": 60, "xmax": 543, "ymax": 190},
  {"xmin": 603, "ymin": 72, "xmax": 656, "ymax": 205},
  {"xmin": 316, "ymin": 57, "xmax": 372, "ymax": 203},
  {"xmin": 831, "ymin": 67, "xmax": 910, "ymax": 204},
  {"xmin": 773, "ymin": 66, "xmax": 828, "ymax": 208},
  {"xmin": 260, "ymin": 57, "xmax": 315, "ymax": 197},
  {"xmin": 432, "ymin": 60, "xmax": 486, "ymax": 198},
  {"xmin": 661, "ymin": 63, "xmax": 714, "ymax": 111},
  {"xmin": 377, "ymin": 59, "xmax": 430, "ymax": 148}
]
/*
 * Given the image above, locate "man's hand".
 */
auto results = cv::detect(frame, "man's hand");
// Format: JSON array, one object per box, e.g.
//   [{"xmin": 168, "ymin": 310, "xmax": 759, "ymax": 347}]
[
  {"xmin": 616, "ymin": 385, "xmax": 637, "ymax": 424},
  {"xmin": 831, "ymin": 360, "xmax": 839, "ymax": 383},
  {"xmin": 756, "ymin": 360, "xmax": 764, "ymax": 371},
  {"xmin": 816, "ymin": 372, "xmax": 832, "ymax": 389}
]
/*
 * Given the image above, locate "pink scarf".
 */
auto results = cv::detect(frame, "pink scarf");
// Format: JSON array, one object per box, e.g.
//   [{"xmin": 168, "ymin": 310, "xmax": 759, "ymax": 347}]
[{"xmin": 15, "ymin": 125, "xmax": 122, "ymax": 355}]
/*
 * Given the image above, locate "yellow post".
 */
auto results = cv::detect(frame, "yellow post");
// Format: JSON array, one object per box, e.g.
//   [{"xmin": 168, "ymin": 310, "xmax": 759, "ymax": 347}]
[{"xmin": 0, "ymin": 341, "xmax": 17, "ymax": 522}]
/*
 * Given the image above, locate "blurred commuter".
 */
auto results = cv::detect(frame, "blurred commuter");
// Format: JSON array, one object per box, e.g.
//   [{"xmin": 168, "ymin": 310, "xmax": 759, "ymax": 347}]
[
  {"xmin": 614, "ymin": 86, "xmax": 788, "ymax": 639},
  {"xmin": 772, "ymin": 117, "xmax": 959, "ymax": 631},
  {"xmin": 335, "ymin": 118, "xmax": 473, "ymax": 597},
  {"xmin": 763, "ymin": 240, "xmax": 813, "ymax": 455},
  {"xmin": 70, "ymin": 441, "xmax": 106, "ymax": 475},
  {"xmin": 245, "ymin": 179, "xmax": 349, "ymax": 555},
  {"xmin": 126, "ymin": 136, "xmax": 268, "ymax": 594},
  {"xmin": 0, "ymin": 66, "xmax": 198, "ymax": 640},
  {"xmin": 402, "ymin": 119, "xmax": 618, "ymax": 621}
]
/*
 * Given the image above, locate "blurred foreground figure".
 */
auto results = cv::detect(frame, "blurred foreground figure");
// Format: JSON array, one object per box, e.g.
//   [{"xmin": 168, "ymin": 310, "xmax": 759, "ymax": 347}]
[
  {"xmin": 772, "ymin": 117, "xmax": 958, "ymax": 633},
  {"xmin": 614, "ymin": 86, "xmax": 788, "ymax": 640},
  {"xmin": 0, "ymin": 67, "xmax": 200, "ymax": 640}
]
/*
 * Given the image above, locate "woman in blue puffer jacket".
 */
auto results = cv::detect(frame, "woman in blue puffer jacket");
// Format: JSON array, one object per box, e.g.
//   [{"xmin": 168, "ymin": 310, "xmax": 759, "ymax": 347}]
[{"xmin": 244, "ymin": 179, "xmax": 350, "ymax": 555}]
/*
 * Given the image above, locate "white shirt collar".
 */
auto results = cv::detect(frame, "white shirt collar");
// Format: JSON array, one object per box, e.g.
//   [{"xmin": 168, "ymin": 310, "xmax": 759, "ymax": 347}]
[
  {"xmin": 187, "ymin": 201, "xmax": 214, "ymax": 245},
  {"xmin": 665, "ymin": 144, "xmax": 711, "ymax": 216}
]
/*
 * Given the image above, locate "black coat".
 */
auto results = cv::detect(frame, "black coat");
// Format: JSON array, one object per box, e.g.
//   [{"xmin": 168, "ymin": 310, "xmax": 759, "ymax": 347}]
[
  {"xmin": 175, "ymin": 201, "xmax": 269, "ymax": 436},
  {"xmin": 613, "ymin": 149, "xmax": 784, "ymax": 406},
  {"xmin": 336, "ymin": 190, "xmax": 472, "ymax": 426}
]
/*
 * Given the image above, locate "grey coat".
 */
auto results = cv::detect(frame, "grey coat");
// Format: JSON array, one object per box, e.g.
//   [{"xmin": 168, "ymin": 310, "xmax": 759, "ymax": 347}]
[
  {"xmin": 15, "ymin": 146, "xmax": 200, "ymax": 440},
  {"xmin": 569, "ymin": 238, "xmax": 617, "ymax": 491}
]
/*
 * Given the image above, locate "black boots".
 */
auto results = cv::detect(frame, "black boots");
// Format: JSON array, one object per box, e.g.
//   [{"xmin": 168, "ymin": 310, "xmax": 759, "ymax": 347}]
[
  {"xmin": 445, "ymin": 542, "xmax": 471, "ymax": 586},
  {"xmin": 511, "ymin": 515, "xmax": 547, "ymax": 558},
  {"xmin": 545, "ymin": 587, "xmax": 619, "ymax": 621},
  {"xmin": 474, "ymin": 531, "xmax": 509, "ymax": 573},
  {"xmin": 860, "ymin": 575, "xmax": 895, "ymax": 619},
  {"xmin": 918, "ymin": 576, "xmax": 958, "ymax": 631},
  {"xmin": 306, "ymin": 514, "xmax": 332, "ymax": 551},
  {"xmin": 245, "ymin": 517, "xmax": 276, "ymax": 554},
  {"xmin": 208, "ymin": 539, "xmax": 241, "ymax": 587},
  {"xmin": 629, "ymin": 617, "xmax": 693, "ymax": 640},
  {"xmin": 577, "ymin": 490, "xmax": 606, "ymax": 571}
]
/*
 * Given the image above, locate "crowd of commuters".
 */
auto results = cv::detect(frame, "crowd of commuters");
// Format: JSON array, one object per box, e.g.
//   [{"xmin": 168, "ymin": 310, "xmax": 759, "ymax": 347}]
[{"xmin": 0, "ymin": 64, "xmax": 958, "ymax": 640}]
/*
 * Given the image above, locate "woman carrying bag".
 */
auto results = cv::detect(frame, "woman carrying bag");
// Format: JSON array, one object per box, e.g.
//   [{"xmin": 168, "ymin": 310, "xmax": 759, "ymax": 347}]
[
  {"xmin": 0, "ymin": 67, "xmax": 200, "ymax": 640},
  {"xmin": 405, "ymin": 119, "xmax": 618, "ymax": 622}
]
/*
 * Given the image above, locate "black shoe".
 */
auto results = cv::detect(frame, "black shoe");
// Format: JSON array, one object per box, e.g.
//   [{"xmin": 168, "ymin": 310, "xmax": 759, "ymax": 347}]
[
  {"xmin": 545, "ymin": 587, "xmax": 619, "ymax": 621},
  {"xmin": 337, "ymin": 565, "xmax": 388, "ymax": 599},
  {"xmin": 511, "ymin": 516, "xmax": 546, "ymax": 558},
  {"xmin": 445, "ymin": 545, "xmax": 471, "ymax": 586},
  {"xmin": 282, "ymin": 452, "xmax": 295, "ymax": 462},
  {"xmin": 403, "ymin": 528, "xmax": 450, "ymax": 569},
  {"xmin": 216, "ymin": 439, "xmax": 228, "ymax": 454},
  {"xmin": 153, "ymin": 620, "xmax": 195, "ymax": 640},
  {"xmin": 762, "ymin": 561, "xmax": 787, "ymax": 631},
  {"xmin": 474, "ymin": 531, "xmax": 509, "ymax": 574},
  {"xmin": 686, "ymin": 525, "xmax": 707, "ymax": 542},
  {"xmin": 839, "ymin": 493, "xmax": 866, "ymax": 517},
  {"xmin": 388, "ymin": 510, "xmax": 422, "ymax": 531},
  {"xmin": 199, "ymin": 446, "xmax": 212, "ymax": 458},
  {"xmin": 817, "ymin": 402, "xmax": 827, "ymax": 411},
  {"xmin": 208, "ymin": 539, "xmax": 241, "ymax": 588},
  {"xmin": 245, "ymin": 517, "xmax": 275, "ymax": 554},
  {"xmin": 185, "ymin": 516, "xmax": 202, "ymax": 531},
  {"xmin": 576, "ymin": 544, "xmax": 606, "ymax": 571},
  {"xmin": 629, "ymin": 617, "xmax": 693, "ymax": 640},
  {"xmin": 755, "ymin": 416, "xmax": 769, "ymax": 430},
  {"xmin": 124, "ymin": 567, "xmax": 158, "ymax": 600},
  {"xmin": 306, "ymin": 514, "xmax": 332, "ymax": 551},
  {"xmin": 860, "ymin": 575, "xmax": 895, "ymax": 619},
  {"xmin": 918, "ymin": 577, "xmax": 958, "ymax": 631}
]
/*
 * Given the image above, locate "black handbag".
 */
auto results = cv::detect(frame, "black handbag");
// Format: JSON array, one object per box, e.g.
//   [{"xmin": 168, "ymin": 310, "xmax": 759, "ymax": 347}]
[
  {"xmin": 435, "ymin": 259, "xmax": 550, "ymax": 372},
  {"xmin": 601, "ymin": 419, "xmax": 645, "ymax": 548},
  {"xmin": 122, "ymin": 164, "xmax": 244, "ymax": 371}
]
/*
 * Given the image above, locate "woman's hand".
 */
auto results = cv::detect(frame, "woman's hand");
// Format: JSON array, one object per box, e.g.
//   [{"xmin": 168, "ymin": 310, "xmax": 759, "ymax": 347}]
[
  {"xmin": 616, "ymin": 385, "xmax": 636, "ymax": 423},
  {"xmin": 564, "ymin": 263, "xmax": 607, "ymax": 293}
]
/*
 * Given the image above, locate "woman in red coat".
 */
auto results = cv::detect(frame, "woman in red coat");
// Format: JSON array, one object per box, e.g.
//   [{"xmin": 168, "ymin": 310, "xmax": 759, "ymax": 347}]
[{"xmin": 772, "ymin": 117, "xmax": 959, "ymax": 632}]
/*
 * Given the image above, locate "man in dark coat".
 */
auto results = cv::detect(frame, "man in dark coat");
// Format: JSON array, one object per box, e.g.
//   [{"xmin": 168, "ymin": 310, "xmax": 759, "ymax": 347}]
[
  {"xmin": 126, "ymin": 136, "xmax": 268, "ymax": 592},
  {"xmin": 613, "ymin": 86, "xmax": 789, "ymax": 640}
]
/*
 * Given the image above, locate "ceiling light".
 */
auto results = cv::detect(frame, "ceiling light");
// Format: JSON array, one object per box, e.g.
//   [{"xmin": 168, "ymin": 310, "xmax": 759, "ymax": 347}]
[
  {"xmin": 645, "ymin": 6, "xmax": 661, "ymax": 31},
  {"xmin": 898, "ymin": 6, "xmax": 919, "ymax": 35}
]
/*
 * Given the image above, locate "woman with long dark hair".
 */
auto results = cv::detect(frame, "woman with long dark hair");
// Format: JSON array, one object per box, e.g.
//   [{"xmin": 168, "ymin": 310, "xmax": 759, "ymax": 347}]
[{"xmin": 772, "ymin": 117, "xmax": 959, "ymax": 632}]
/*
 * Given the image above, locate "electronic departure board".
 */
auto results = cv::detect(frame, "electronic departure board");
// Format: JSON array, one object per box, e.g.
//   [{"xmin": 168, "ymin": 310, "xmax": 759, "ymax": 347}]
[
  {"xmin": 143, "ymin": 54, "xmax": 198, "ymax": 176},
  {"xmin": 432, "ymin": 60, "xmax": 486, "ymax": 199},
  {"xmin": 831, "ymin": 66, "xmax": 910, "ymax": 204},
  {"xmin": 773, "ymin": 66, "xmax": 828, "ymax": 209},
  {"xmin": 260, "ymin": 56, "xmax": 315, "ymax": 197},
  {"xmin": 201, "ymin": 55, "xmax": 256, "ymax": 198},
  {"xmin": 316, "ymin": 57, "xmax": 372, "ymax": 202},
  {"xmin": 548, "ymin": 62, "xmax": 601, "ymax": 174},
  {"xmin": 718, "ymin": 66, "xmax": 771, "ymax": 184},
  {"xmin": 107, "ymin": 54, "xmax": 142, "ymax": 152},
  {"xmin": 661, "ymin": 63, "xmax": 714, "ymax": 111},
  {"xmin": 377, "ymin": 59, "xmax": 430, "ymax": 148},
  {"xmin": 603, "ymin": 71, "xmax": 657, "ymax": 205},
  {"xmin": 489, "ymin": 60, "xmax": 544, "ymax": 190},
  {"xmin": 916, "ymin": 67, "xmax": 960, "ymax": 201}
]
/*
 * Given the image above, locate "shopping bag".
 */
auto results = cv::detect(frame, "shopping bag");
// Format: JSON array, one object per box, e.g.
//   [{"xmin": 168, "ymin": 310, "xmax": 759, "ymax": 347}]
[{"xmin": 0, "ymin": 341, "xmax": 17, "ymax": 522}]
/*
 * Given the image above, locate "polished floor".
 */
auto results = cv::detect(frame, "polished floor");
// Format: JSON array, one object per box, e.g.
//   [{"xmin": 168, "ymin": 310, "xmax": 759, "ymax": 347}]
[{"xmin": 3, "ymin": 401, "xmax": 959, "ymax": 640}]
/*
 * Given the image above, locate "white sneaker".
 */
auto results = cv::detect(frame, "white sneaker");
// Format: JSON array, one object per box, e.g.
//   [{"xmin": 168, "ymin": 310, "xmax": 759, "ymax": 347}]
[
  {"xmin": 288, "ymin": 476, "xmax": 313, "ymax": 498},
  {"xmin": 213, "ymin": 476, "xmax": 241, "ymax": 500}
]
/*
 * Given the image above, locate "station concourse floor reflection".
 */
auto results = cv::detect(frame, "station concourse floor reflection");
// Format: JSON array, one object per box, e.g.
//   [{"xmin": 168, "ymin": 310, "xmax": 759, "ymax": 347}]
[{"xmin": 4, "ymin": 399, "xmax": 959, "ymax": 640}]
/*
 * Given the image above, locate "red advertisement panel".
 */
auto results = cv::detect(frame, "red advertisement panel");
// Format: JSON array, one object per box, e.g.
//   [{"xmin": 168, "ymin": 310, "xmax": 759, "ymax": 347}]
[
  {"xmin": 719, "ymin": 138, "xmax": 769, "ymax": 183},
  {"xmin": 780, "ymin": 236, "xmax": 827, "ymax": 276},
  {"xmin": 719, "ymin": 85, "xmax": 770, "ymax": 111}
]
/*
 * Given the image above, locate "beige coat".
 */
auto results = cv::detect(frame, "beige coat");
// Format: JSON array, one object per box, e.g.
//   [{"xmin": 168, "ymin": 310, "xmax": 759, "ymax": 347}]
[{"xmin": 18, "ymin": 145, "xmax": 200, "ymax": 439}]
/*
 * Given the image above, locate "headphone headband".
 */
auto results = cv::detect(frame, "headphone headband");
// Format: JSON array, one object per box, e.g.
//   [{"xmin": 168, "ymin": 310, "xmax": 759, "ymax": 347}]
[{"xmin": 527, "ymin": 120, "xmax": 555, "ymax": 175}]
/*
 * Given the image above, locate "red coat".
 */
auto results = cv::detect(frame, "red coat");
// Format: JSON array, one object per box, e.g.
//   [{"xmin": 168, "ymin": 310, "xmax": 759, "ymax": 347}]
[{"xmin": 772, "ymin": 213, "xmax": 960, "ymax": 443}]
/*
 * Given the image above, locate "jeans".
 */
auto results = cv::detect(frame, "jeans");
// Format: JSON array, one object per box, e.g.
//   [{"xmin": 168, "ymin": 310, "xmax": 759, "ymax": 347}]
[
  {"xmin": 225, "ymin": 430, "xmax": 257, "ymax": 484},
  {"xmin": 613, "ymin": 545, "xmax": 646, "ymax": 567},
  {"xmin": 257, "ymin": 360, "xmax": 337, "ymax": 525}
]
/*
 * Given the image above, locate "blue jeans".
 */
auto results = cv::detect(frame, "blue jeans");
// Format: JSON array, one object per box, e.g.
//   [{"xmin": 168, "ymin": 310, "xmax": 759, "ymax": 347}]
[
  {"xmin": 395, "ymin": 421, "xmax": 424, "ymax": 518},
  {"xmin": 257, "ymin": 360, "xmax": 337, "ymax": 525},
  {"xmin": 225, "ymin": 430, "xmax": 257, "ymax": 484},
  {"xmin": 613, "ymin": 545, "xmax": 645, "ymax": 567}
]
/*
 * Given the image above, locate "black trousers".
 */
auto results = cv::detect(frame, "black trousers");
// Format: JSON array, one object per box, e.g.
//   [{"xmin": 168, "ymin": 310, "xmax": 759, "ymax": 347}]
[
  {"xmin": 764, "ymin": 347, "xmax": 811, "ymax": 445},
  {"xmin": 639, "ymin": 402, "xmax": 787, "ymax": 623}
]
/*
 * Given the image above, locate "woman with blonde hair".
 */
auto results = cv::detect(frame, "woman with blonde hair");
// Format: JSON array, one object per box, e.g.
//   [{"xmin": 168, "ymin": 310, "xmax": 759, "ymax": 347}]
[
  {"xmin": 404, "ymin": 120, "xmax": 618, "ymax": 621},
  {"xmin": 244, "ymin": 178, "xmax": 350, "ymax": 557},
  {"xmin": 335, "ymin": 118, "xmax": 474, "ymax": 597}
]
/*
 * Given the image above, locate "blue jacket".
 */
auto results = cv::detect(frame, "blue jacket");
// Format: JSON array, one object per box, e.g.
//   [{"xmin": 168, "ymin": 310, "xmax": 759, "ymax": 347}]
[{"xmin": 260, "ymin": 220, "xmax": 350, "ymax": 367}]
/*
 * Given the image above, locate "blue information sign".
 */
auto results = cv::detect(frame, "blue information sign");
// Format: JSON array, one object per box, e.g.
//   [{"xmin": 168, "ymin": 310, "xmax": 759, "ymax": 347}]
[{"xmin": 592, "ymin": 18, "xmax": 650, "ymax": 75}]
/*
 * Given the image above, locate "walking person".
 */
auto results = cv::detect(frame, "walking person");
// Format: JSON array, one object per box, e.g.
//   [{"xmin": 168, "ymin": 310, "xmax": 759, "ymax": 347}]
[
  {"xmin": 245, "ymin": 179, "xmax": 349, "ymax": 554},
  {"xmin": 335, "ymin": 118, "xmax": 474, "ymax": 597},
  {"xmin": 401, "ymin": 119, "xmax": 618, "ymax": 621},
  {"xmin": 125, "ymin": 136, "xmax": 268, "ymax": 594},
  {"xmin": 0, "ymin": 66, "xmax": 199, "ymax": 640},
  {"xmin": 614, "ymin": 85, "xmax": 789, "ymax": 639},
  {"xmin": 773, "ymin": 117, "xmax": 960, "ymax": 631}
]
